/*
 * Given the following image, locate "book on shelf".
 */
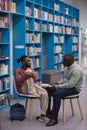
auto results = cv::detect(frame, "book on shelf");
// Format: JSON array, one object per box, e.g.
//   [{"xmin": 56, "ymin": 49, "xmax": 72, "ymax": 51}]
[
  {"xmin": 64, "ymin": 8, "xmax": 69, "ymax": 15},
  {"xmin": 54, "ymin": 35, "xmax": 59, "ymax": 43},
  {"xmin": 26, "ymin": 6, "xmax": 32, "ymax": 16},
  {"xmin": 34, "ymin": 7, "xmax": 37, "ymax": 17},
  {"xmin": 26, "ymin": 46, "xmax": 41, "ymax": 56},
  {"xmin": 60, "ymin": 16, "xmax": 64, "ymax": 24},
  {"xmin": 34, "ymin": 33, "xmax": 40, "ymax": 43},
  {"xmin": 72, "ymin": 45, "xmax": 78, "ymax": 52},
  {"xmin": 34, "ymin": 58, "xmax": 39, "ymax": 68},
  {"xmin": 0, "ymin": 15, "xmax": 9, "ymax": 27},
  {"xmin": 26, "ymin": 33, "xmax": 34, "ymax": 43},
  {"xmin": 54, "ymin": 45, "xmax": 62, "ymax": 53},
  {"xmin": 49, "ymin": 14, "xmax": 53, "ymax": 21},
  {"xmin": 34, "ymin": 8, "xmax": 38, "ymax": 18},
  {"xmin": 54, "ymin": 3, "xmax": 60, "ymax": 11},
  {"xmin": 59, "ymin": 54, "xmax": 63, "ymax": 62},
  {"xmin": 0, "ymin": 0, "xmax": 4, "ymax": 10},
  {"xmin": 0, "ymin": 93, "xmax": 10, "ymax": 107},
  {"xmin": 0, "ymin": 63, "xmax": 8, "ymax": 75},
  {"xmin": 41, "ymin": 11, "xmax": 45, "ymax": 19},
  {"xmin": 38, "ymin": 10, "xmax": 42, "ymax": 19},
  {"xmin": 54, "ymin": 15, "xmax": 60, "ymax": 23},
  {"xmin": 54, "ymin": 25, "xmax": 59, "ymax": 33},
  {"xmin": 0, "ymin": 78, "xmax": 10, "ymax": 92},
  {"xmin": 54, "ymin": 55, "xmax": 58, "ymax": 64},
  {"xmin": 0, "ymin": 0, "xmax": 8, "ymax": 11},
  {"xmin": 73, "ymin": 36, "xmax": 78, "ymax": 43},
  {"xmin": 60, "ymin": 26, "xmax": 65, "ymax": 34},
  {"xmin": 60, "ymin": 63, "xmax": 64, "ymax": 71},
  {"xmin": 26, "ymin": 19, "xmax": 29, "ymax": 30},
  {"xmin": 26, "ymin": 33, "xmax": 40, "ymax": 43},
  {"xmin": 34, "ymin": 21, "xmax": 40, "ymax": 31},
  {"xmin": 60, "ymin": 36, "xmax": 64, "ymax": 43},
  {"xmin": 42, "ymin": 24, "xmax": 47, "ymax": 32},
  {"xmin": 4, "ymin": 0, "xmax": 8, "ymax": 11},
  {"xmin": 42, "ymin": 11, "xmax": 48, "ymax": 20},
  {"xmin": 10, "ymin": 1, "xmax": 16, "ymax": 13},
  {"xmin": 48, "ymin": 24, "xmax": 53, "ymax": 32},
  {"xmin": 65, "ymin": 27, "xmax": 72, "ymax": 34}
]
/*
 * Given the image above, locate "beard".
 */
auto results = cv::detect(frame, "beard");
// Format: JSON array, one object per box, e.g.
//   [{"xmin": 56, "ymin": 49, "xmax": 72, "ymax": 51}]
[{"xmin": 26, "ymin": 64, "xmax": 31, "ymax": 68}]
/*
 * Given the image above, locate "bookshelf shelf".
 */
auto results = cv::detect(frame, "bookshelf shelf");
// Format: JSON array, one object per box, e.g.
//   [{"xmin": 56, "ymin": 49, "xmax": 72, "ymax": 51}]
[
  {"xmin": 0, "ymin": 86, "xmax": 10, "ymax": 91},
  {"xmin": 0, "ymin": 103, "xmax": 10, "ymax": 111}
]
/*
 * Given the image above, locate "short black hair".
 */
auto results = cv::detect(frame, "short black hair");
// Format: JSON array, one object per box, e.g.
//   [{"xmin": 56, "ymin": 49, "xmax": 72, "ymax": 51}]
[
  {"xmin": 63, "ymin": 54, "xmax": 74, "ymax": 67},
  {"xmin": 17, "ymin": 55, "xmax": 28, "ymax": 63}
]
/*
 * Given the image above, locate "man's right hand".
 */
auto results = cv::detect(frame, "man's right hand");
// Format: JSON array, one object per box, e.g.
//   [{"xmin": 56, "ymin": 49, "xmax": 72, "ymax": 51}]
[{"xmin": 25, "ymin": 71, "xmax": 34, "ymax": 78}]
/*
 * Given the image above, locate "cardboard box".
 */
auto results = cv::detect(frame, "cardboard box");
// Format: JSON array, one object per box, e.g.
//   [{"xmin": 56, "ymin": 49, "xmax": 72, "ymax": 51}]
[{"xmin": 42, "ymin": 70, "xmax": 62, "ymax": 84}]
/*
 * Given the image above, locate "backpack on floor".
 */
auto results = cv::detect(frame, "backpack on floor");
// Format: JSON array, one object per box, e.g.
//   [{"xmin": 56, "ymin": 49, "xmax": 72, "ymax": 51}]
[{"xmin": 10, "ymin": 103, "xmax": 25, "ymax": 121}]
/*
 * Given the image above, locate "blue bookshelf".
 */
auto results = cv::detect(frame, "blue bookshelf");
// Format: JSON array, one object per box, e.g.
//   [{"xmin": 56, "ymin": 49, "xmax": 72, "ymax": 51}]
[
  {"xmin": 10, "ymin": 0, "xmax": 25, "ymax": 98},
  {"xmin": 0, "ymin": 0, "xmax": 10, "ymax": 111},
  {"xmin": 11, "ymin": 0, "xmax": 79, "ymax": 98}
]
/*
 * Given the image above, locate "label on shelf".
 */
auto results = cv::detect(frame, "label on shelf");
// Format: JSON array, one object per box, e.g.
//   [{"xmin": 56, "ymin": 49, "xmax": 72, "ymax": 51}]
[{"xmin": 15, "ymin": 45, "xmax": 25, "ymax": 49}]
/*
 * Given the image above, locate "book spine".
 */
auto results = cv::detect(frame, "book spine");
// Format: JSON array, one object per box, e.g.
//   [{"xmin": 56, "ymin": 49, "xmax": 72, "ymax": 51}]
[
  {"xmin": 1, "ymin": 0, "xmax": 5, "ymax": 10},
  {"xmin": 5, "ymin": 0, "xmax": 8, "ymax": 11}
]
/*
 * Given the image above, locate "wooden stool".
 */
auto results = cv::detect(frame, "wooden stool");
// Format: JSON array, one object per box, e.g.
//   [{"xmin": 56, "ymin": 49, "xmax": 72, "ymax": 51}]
[{"xmin": 62, "ymin": 94, "xmax": 84, "ymax": 123}]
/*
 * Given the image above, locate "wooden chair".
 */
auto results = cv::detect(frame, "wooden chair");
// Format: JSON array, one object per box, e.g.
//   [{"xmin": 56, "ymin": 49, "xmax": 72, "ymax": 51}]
[
  {"xmin": 62, "ymin": 94, "xmax": 84, "ymax": 123},
  {"xmin": 13, "ymin": 77, "xmax": 39, "ymax": 121}
]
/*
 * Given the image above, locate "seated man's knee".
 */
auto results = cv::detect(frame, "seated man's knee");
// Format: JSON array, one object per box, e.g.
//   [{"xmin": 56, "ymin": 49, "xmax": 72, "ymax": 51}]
[
  {"xmin": 53, "ymin": 89, "xmax": 62, "ymax": 98},
  {"xmin": 42, "ymin": 91, "xmax": 48, "ymax": 99}
]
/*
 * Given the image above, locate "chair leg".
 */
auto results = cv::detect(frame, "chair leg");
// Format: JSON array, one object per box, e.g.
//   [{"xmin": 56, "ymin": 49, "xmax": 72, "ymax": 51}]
[
  {"xmin": 62, "ymin": 99, "xmax": 66, "ymax": 123},
  {"xmin": 70, "ymin": 99, "xmax": 75, "ymax": 116},
  {"xmin": 17, "ymin": 96, "xmax": 20, "ymax": 103},
  {"xmin": 25, "ymin": 98, "xmax": 28, "ymax": 114},
  {"xmin": 77, "ymin": 97, "xmax": 84, "ymax": 120},
  {"xmin": 29, "ymin": 99, "xmax": 33, "ymax": 121}
]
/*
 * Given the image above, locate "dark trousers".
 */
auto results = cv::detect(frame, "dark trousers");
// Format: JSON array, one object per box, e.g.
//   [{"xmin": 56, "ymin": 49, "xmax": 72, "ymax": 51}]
[{"xmin": 46, "ymin": 87, "xmax": 79, "ymax": 121}]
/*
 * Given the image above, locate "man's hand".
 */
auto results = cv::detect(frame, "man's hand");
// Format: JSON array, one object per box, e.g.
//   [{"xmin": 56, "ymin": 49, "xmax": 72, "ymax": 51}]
[
  {"xmin": 48, "ymin": 83, "xmax": 56, "ymax": 91},
  {"xmin": 50, "ymin": 86, "xmax": 56, "ymax": 90},
  {"xmin": 48, "ymin": 82, "xmax": 59, "ymax": 91},
  {"xmin": 33, "ymin": 71, "xmax": 38, "ymax": 82},
  {"xmin": 51, "ymin": 82, "xmax": 58, "ymax": 87}
]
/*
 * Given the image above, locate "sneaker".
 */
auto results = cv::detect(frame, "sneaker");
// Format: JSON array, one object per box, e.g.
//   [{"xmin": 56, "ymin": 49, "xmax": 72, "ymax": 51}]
[
  {"xmin": 36, "ymin": 115, "xmax": 50, "ymax": 123},
  {"xmin": 46, "ymin": 119, "xmax": 58, "ymax": 126}
]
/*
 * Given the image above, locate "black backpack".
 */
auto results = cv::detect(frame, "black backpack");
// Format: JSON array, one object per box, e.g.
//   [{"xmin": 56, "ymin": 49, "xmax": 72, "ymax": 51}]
[{"xmin": 10, "ymin": 103, "xmax": 25, "ymax": 121}]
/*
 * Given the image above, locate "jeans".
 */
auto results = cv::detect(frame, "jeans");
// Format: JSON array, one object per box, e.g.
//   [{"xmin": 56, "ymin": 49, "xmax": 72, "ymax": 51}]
[{"xmin": 46, "ymin": 87, "xmax": 79, "ymax": 121}]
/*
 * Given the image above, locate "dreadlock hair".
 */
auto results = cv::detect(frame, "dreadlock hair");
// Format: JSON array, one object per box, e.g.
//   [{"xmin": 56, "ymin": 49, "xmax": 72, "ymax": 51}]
[
  {"xmin": 17, "ymin": 55, "xmax": 28, "ymax": 63},
  {"xmin": 63, "ymin": 54, "xmax": 74, "ymax": 67}
]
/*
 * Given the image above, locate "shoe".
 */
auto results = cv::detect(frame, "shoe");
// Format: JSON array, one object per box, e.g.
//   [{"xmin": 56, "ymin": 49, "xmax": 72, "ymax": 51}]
[
  {"xmin": 46, "ymin": 119, "xmax": 58, "ymax": 126},
  {"xmin": 46, "ymin": 114, "xmax": 51, "ymax": 119},
  {"xmin": 36, "ymin": 114, "xmax": 48, "ymax": 120},
  {"xmin": 36, "ymin": 115, "xmax": 50, "ymax": 123}
]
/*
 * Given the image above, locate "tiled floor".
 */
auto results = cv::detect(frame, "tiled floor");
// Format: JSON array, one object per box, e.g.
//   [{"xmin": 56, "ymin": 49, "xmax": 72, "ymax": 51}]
[{"xmin": 0, "ymin": 55, "xmax": 87, "ymax": 130}]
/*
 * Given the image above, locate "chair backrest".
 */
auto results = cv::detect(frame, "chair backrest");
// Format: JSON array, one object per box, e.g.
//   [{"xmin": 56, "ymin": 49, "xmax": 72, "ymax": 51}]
[
  {"xmin": 13, "ymin": 76, "xmax": 26, "ymax": 96},
  {"xmin": 13, "ymin": 76, "xmax": 20, "ymax": 95}
]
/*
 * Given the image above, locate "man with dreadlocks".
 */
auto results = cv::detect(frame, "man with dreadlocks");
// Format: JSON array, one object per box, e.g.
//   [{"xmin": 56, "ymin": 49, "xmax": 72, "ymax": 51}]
[{"xmin": 14, "ymin": 55, "xmax": 50, "ymax": 123}]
